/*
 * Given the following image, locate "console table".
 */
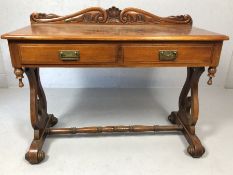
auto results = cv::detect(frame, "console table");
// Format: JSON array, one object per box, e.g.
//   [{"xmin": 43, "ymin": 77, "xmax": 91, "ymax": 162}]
[{"xmin": 1, "ymin": 6, "xmax": 228, "ymax": 164}]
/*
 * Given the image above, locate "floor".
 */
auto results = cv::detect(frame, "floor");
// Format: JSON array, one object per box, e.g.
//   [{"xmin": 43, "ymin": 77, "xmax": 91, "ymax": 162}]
[{"xmin": 0, "ymin": 88, "xmax": 233, "ymax": 175}]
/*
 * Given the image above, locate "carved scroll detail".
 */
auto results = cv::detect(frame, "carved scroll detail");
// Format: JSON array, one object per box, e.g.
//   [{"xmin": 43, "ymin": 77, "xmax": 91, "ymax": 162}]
[
  {"xmin": 120, "ymin": 7, "xmax": 192, "ymax": 25},
  {"xmin": 30, "ymin": 6, "xmax": 192, "ymax": 25}
]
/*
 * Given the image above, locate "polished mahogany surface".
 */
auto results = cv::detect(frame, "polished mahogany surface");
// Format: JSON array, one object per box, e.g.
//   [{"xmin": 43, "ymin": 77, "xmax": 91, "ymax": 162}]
[{"xmin": 2, "ymin": 24, "xmax": 228, "ymax": 41}]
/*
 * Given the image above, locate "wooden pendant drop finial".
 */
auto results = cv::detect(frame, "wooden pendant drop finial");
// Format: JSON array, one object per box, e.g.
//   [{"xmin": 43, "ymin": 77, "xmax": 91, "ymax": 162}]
[
  {"xmin": 14, "ymin": 68, "xmax": 24, "ymax": 87},
  {"xmin": 207, "ymin": 67, "xmax": 217, "ymax": 85}
]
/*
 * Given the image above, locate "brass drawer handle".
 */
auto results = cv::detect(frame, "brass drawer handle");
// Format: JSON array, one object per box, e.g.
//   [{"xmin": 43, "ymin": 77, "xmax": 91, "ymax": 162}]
[
  {"xmin": 59, "ymin": 50, "xmax": 80, "ymax": 61},
  {"xmin": 159, "ymin": 50, "xmax": 177, "ymax": 61}
]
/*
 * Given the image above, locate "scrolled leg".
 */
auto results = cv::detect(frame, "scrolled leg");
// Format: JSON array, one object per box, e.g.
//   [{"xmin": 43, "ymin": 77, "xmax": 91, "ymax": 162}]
[
  {"xmin": 169, "ymin": 67, "xmax": 205, "ymax": 158},
  {"xmin": 24, "ymin": 68, "xmax": 58, "ymax": 164}
]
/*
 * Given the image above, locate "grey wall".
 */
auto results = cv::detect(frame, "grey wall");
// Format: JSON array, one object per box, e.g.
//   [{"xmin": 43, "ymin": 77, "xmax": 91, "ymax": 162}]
[
  {"xmin": 0, "ymin": 47, "xmax": 7, "ymax": 88},
  {"xmin": 0, "ymin": 0, "xmax": 232, "ymax": 88},
  {"xmin": 225, "ymin": 52, "xmax": 233, "ymax": 88}
]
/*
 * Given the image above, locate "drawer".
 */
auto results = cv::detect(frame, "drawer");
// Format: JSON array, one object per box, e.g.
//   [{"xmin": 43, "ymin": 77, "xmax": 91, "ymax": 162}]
[
  {"xmin": 123, "ymin": 44, "xmax": 214, "ymax": 65},
  {"xmin": 19, "ymin": 44, "xmax": 118, "ymax": 65}
]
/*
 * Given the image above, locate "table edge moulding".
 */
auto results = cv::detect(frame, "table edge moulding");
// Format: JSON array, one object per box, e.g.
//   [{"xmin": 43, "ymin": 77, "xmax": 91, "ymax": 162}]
[{"xmin": 1, "ymin": 6, "xmax": 229, "ymax": 164}]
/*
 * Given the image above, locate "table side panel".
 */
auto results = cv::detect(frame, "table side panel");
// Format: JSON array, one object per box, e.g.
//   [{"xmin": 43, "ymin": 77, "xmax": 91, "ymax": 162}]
[
  {"xmin": 210, "ymin": 42, "xmax": 223, "ymax": 66},
  {"xmin": 8, "ymin": 41, "xmax": 22, "ymax": 68}
]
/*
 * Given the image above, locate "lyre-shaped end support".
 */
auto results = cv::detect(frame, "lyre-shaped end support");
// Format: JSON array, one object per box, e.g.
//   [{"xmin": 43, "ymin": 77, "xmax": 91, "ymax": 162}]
[
  {"xmin": 207, "ymin": 67, "xmax": 217, "ymax": 85},
  {"xmin": 14, "ymin": 68, "xmax": 24, "ymax": 87}
]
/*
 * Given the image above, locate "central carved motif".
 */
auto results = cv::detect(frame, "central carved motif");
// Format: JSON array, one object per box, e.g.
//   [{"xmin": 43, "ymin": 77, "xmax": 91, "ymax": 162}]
[{"xmin": 106, "ymin": 6, "xmax": 121, "ymax": 23}]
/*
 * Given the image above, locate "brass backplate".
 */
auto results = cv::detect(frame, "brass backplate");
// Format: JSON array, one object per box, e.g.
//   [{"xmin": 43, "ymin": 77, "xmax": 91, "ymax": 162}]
[
  {"xmin": 159, "ymin": 50, "xmax": 177, "ymax": 61},
  {"xmin": 59, "ymin": 50, "xmax": 80, "ymax": 61}
]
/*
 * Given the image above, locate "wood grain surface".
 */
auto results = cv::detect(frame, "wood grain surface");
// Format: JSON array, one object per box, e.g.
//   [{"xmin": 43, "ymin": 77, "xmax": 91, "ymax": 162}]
[{"xmin": 1, "ymin": 24, "xmax": 228, "ymax": 41}]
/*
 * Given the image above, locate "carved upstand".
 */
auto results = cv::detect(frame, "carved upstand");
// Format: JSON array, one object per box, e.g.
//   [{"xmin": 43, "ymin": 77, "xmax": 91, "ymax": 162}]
[{"xmin": 1, "ymin": 7, "xmax": 228, "ymax": 164}]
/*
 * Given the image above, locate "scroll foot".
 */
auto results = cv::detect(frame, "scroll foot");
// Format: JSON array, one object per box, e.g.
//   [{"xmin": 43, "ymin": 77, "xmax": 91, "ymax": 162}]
[
  {"xmin": 187, "ymin": 144, "xmax": 205, "ymax": 158},
  {"xmin": 171, "ymin": 112, "xmax": 205, "ymax": 158},
  {"xmin": 25, "ymin": 150, "xmax": 45, "ymax": 164},
  {"xmin": 25, "ymin": 115, "xmax": 53, "ymax": 164},
  {"xmin": 49, "ymin": 114, "xmax": 58, "ymax": 127},
  {"xmin": 168, "ymin": 112, "xmax": 178, "ymax": 124}
]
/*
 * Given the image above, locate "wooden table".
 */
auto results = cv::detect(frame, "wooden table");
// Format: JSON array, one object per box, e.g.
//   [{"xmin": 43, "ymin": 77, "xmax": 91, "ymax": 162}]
[{"xmin": 1, "ymin": 7, "xmax": 229, "ymax": 164}]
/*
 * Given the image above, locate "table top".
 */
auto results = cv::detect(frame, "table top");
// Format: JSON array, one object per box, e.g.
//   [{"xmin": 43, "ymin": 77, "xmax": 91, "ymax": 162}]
[
  {"xmin": 1, "ymin": 24, "xmax": 229, "ymax": 41},
  {"xmin": 0, "ymin": 7, "xmax": 229, "ymax": 85}
]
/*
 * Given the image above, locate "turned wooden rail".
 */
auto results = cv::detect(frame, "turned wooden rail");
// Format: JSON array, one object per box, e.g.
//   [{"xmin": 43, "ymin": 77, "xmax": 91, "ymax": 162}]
[{"xmin": 47, "ymin": 125, "xmax": 183, "ymax": 135}]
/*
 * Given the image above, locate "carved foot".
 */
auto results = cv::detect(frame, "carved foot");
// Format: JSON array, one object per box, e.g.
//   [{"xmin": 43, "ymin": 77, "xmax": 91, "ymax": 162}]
[
  {"xmin": 174, "ymin": 114, "xmax": 205, "ymax": 158},
  {"xmin": 168, "ymin": 112, "xmax": 178, "ymax": 124},
  {"xmin": 25, "ymin": 117, "xmax": 52, "ymax": 164},
  {"xmin": 25, "ymin": 150, "xmax": 45, "ymax": 164},
  {"xmin": 184, "ymin": 125, "xmax": 205, "ymax": 158},
  {"xmin": 187, "ymin": 144, "xmax": 205, "ymax": 158},
  {"xmin": 49, "ymin": 114, "xmax": 58, "ymax": 127}
]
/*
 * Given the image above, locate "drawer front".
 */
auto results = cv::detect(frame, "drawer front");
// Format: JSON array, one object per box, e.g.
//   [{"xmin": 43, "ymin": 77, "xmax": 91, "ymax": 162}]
[
  {"xmin": 19, "ymin": 44, "xmax": 117, "ymax": 65},
  {"xmin": 123, "ymin": 44, "xmax": 214, "ymax": 65}
]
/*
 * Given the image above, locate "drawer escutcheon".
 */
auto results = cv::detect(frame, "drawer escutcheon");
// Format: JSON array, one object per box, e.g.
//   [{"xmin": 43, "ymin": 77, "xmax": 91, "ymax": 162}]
[
  {"xmin": 59, "ymin": 50, "xmax": 80, "ymax": 61},
  {"xmin": 159, "ymin": 50, "xmax": 177, "ymax": 61}
]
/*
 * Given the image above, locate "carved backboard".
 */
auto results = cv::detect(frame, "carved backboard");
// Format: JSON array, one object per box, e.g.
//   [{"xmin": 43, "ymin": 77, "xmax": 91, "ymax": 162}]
[{"xmin": 30, "ymin": 6, "xmax": 192, "ymax": 25}]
